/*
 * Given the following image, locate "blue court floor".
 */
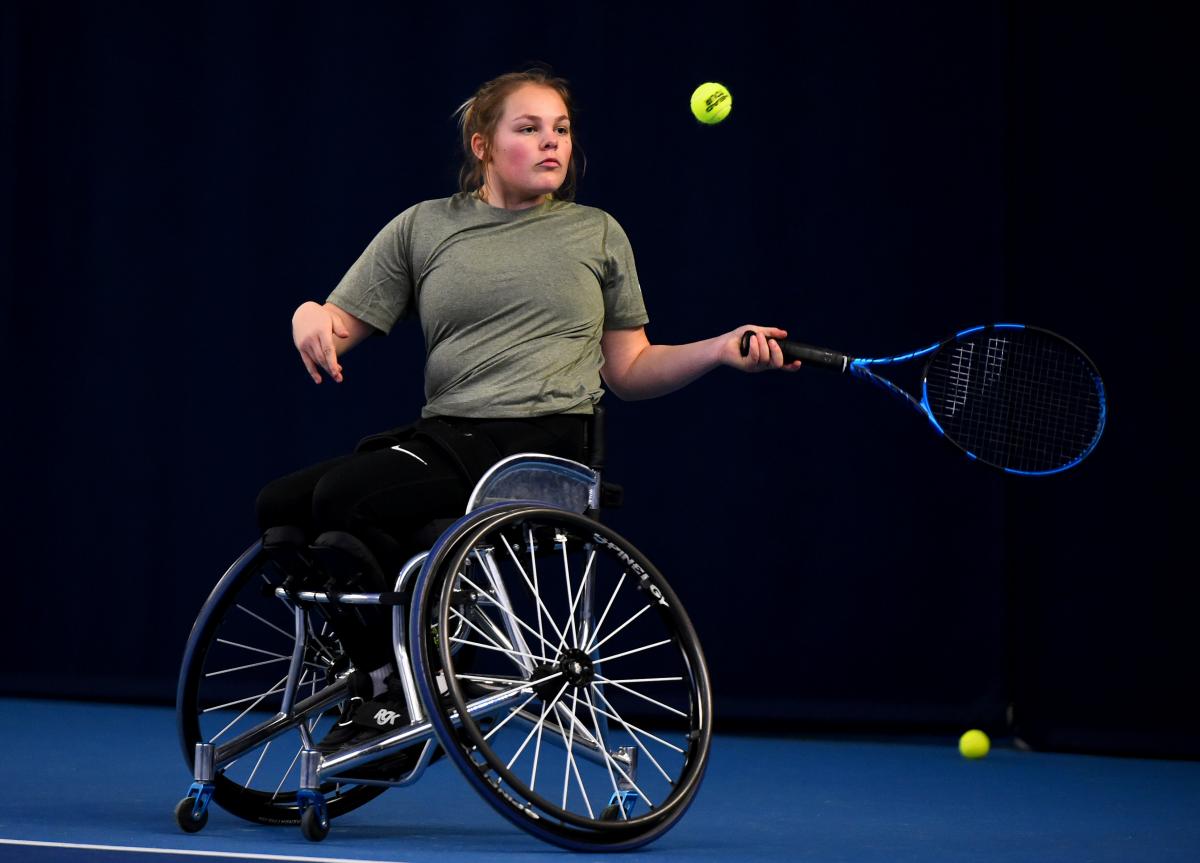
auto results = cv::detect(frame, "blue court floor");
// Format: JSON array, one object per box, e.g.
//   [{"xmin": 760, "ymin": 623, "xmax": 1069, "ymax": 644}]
[{"xmin": 0, "ymin": 698, "xmax": 1197, "ymax": 862}]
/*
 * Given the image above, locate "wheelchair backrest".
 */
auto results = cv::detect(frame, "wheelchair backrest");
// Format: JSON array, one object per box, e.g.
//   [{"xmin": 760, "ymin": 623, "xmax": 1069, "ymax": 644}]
[{"xmin": 465, "ymin": 453, "xmax": 599, "ymax": 514}]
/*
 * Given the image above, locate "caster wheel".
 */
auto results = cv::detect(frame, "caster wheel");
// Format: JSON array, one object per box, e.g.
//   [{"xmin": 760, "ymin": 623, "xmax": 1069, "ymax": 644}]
[
  {"xmin": 174, "ymin": 797, "xmax": 208, "ymax": 833},
  {"xmin": 301, "ymin": 806, "xmax": 329, "ymax": 842},
  {"xmin": 600, "ymin": 803, "xmax": 623, "ymax": 821}
]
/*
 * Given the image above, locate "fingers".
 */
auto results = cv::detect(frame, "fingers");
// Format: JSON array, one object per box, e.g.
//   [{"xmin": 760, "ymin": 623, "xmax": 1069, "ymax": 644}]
[
  {"xmin": 756, "ymin": 330, "xmax": 772, "ymax": 367},
  {"xmin": 735, "ymin": 325, "xmax": 799, "ymax": 373},
  {"xmin": 299, "ymin": 351, "xmax": 322, "ymax": 384},
  {"xmin": 768, "ymin": 335, "xmax": 785, "ymax": 368},
  {"xmin": 292, "ymin": 302, "xmax": 351, "ymax": 384},
  {"xmin": 297, "ymin": 334, "xmax": 343, "ymax": 384},
  {"xmin": 319, "ymin": 336, "xmax": 343, "ymax": 383}
]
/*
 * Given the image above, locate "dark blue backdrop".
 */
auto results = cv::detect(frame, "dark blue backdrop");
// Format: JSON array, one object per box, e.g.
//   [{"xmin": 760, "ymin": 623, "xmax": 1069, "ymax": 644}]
[{"xmin": 1, "ymin": 2, "xmax": 1191, "ymax": 756}]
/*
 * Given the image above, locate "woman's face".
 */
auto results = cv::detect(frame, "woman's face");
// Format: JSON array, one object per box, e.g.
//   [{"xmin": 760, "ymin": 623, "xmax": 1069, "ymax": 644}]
[{"xmin": 475, "ymin": 84, "xmax": 573, "ymax": 209}]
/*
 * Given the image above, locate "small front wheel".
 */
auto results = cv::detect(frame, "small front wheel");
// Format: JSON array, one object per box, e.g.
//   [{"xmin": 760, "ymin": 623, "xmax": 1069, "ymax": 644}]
[
  {"xmin": 300, "ymin": 805, "xmax": 330, "ymax": 842},
  {"xmin": 174, "ymin": 797, "xmax": 208, "ymax": 834}
]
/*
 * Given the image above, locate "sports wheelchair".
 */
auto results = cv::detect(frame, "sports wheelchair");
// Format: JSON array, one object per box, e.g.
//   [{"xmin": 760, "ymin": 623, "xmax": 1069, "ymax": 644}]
[{"xmin": 174, "ymin": 412, "xmax": 713, "ymax": 852}]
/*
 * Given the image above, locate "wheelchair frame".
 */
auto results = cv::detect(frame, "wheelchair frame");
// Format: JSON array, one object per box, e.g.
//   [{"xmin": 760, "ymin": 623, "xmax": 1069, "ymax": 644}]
[{"xmin": 175, "ymin": 452, "xmax": 712, "ymax": 851}]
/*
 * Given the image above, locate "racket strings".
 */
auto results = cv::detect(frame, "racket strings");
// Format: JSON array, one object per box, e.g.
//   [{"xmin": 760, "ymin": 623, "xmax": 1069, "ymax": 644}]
[{"xmin": 924, "ymin": 330, "xmax": 1104, "ymax": 473}]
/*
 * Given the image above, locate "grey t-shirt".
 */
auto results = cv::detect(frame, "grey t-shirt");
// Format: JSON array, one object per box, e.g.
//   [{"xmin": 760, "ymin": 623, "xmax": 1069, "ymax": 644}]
[{"xmin": 327, "ymin": 193, "xmax": 649, "ymax": 418}]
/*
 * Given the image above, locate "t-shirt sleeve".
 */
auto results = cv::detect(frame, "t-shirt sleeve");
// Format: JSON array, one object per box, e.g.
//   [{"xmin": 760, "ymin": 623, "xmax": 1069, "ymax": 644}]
[
  {"xmin": 601, "ymin": 213, "xmax": 650, "ymax": 330},
  {"xmin": 325, "ymin": 206, "xmax": 417, "ymax": 334}
]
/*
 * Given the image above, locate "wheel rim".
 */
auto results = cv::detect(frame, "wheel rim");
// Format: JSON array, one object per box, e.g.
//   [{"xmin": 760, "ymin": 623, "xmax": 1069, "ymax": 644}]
[{"xmin": 420, "ymin": 508, "xmax": 712, "ymax": 847}]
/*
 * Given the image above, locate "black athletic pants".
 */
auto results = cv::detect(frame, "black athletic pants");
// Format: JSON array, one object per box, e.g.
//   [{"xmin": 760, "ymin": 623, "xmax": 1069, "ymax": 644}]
[
  {"xmin": 255, "ymin": 414, "xmax": 589, "ymax": 580},
  {"xmin": 255, "ymin": 414, "xmax": 589, "ymax": 674}
]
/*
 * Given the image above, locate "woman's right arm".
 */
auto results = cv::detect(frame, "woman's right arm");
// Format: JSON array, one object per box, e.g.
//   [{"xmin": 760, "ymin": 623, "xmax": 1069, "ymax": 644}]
[{"xmin": 292, "ymin": 301, "xmax": 377, "ymax": 384}]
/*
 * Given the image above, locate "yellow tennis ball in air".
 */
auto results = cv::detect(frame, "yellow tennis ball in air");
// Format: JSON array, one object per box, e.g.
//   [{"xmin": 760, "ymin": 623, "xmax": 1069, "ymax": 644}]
[
  {"xmin": 690, "ymin": 82, "xmax": 732, "ymax": 124},
  {"xmin": 959, "ymin": 729, "xmax": 991, "ymax": 759}
]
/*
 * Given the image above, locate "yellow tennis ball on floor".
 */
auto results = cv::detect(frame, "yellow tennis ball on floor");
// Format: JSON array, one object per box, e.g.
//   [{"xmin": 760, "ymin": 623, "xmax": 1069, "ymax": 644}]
[
  {"xmin": 959, "ymin": 729, "xmax": 991, "ymax": 759},
  {"xmin": 690, "ymin": 82, "xmax": 732, "ymax": 124}
]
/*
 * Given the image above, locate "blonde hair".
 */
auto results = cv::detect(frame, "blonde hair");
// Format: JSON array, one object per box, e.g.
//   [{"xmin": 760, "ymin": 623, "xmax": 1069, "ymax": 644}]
[{"xmin": 454, "ymin": 68, "xmax": 584, "ymax": 202}]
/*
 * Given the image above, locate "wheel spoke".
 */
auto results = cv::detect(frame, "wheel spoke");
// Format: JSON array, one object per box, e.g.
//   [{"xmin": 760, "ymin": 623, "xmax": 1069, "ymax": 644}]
[
  {"xmin": 204, "ymin": 655, "xmax": 289, "ymax": 677},
  {"xmin": 581, "ymin": 687, "xmax": 626, "ymax": 818},
  {"xmin": 215, "ymin": 638, "xmax": 290, "ymax": 661},
  {"xmin": 272, "ymin": 745, "xmax": 302, "ymax": 799},
  {"xmin": 584, "ymin": 569, "xmax": 626, "ymax": 654},
  {"xmin": 554, "ymin": 545, "xmax": 596, "ymax": 655},
  {"xmin": 501, "ymin": 531, "xmax": 567, "ymax": 647},
  {"xmin": 530, "ymin": 698, "xmax": 548, "ymax": 792},
  {"xmin": 557, "ymin": 688, "xmax": 655, "ymax": 809},
  {"xmin": 505, "ymin": 685, "xmax": 566, "ymax": 773},
  {"xmin": 235, "ymin": 603, "xmax": 294, "ymax": 642},
  {"xmin": 591, "ymin": 684, "xmax": 679, "ymax": 785},
  {"xmin": 593, "ymin": 638, "xmax": 672, "ymax": 666},
  {"xmin": 483, "ymin": 688, "xmax": 544, "ymax": 742},
  {"xmin": 449, "ymin": 608, "xmax": 541, "ymax": 672},
  {"xmin": 205, "ymin": 656, "xmax": 326, "ymax": 678},
  {"xmin": 561, "ymin": 690, "xmax": 577, "ymax": 810},
  {"xmin": 244, "ymin": 738, "xmax": 272, "ymax": 788},
  {"xmin": 468, "ymin": 671, "xmax": 563, "ymax": 708},
  {"xmin": 562, "ymin": 690, "xmax": 595, "ymax": 818},
  {"xmin": 593, "ymin": 674, "xmax": 688, "ymax": 718},
  {"xmin": 455, "ymin": 672, "xmax": 529, "ymax": 687},
  {"xmin": 204, "ymin": 674, "xmax": 289, "ymax": 743},
  {"xmin": 530, "ymin": 527, "xmax": 545, "ymax": 660},
  {"xmin": 589, "ymin": 685, "xmax": 686, "ymax": 755},
  {"xmin": 448, "ymin": 635, "xmax": 545, "ymax": 663},
  {"xmin": 455, "ymin": 570, "xmax": 560, "ymax": 660},
  {"xmin": 559, "ymin": 533, "xmax": 579, "ymax": 651},
  {"xmin": 585, "ymin": 603, "xmax": 653, "ymax": 656}
]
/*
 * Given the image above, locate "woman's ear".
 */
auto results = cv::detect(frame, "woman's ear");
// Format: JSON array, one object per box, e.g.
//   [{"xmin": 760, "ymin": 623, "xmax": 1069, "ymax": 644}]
[{"xmin": 470, "ymin": 132, "xmax": 488, "ymax": 162}]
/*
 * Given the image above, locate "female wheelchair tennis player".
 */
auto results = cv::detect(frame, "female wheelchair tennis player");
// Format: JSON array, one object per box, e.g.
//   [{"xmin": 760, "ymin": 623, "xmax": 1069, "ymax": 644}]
[{"xmin": 174, "ymin": 68, "xmax": 796, "ymax": 851}]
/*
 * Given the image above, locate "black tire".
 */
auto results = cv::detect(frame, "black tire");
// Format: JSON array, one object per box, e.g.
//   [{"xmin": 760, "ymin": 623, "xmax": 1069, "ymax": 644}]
[
  {"xmin": 174, "ymin": 796, "xmax": 208, "ymax": 833},
  {"xmin": 300, "ymin": 805, "xmax": 330, "ymax": 841},
  {"xmin": 411, "ymin": 508, "xmax": 712, "ymax": 851},
  {"xmin": 176, "ymin": 542, "xmax": 386, "ymax": 824}
]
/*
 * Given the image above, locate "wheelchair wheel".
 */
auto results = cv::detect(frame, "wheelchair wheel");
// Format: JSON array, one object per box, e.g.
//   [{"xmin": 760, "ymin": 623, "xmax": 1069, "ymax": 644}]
[
  {"xmin": 411, "ymin": 507, "xmax": 712, "ymax": 851},
  {"xmin": 177, "ymin": 542, "xmax": 386, "ymax": 824}
]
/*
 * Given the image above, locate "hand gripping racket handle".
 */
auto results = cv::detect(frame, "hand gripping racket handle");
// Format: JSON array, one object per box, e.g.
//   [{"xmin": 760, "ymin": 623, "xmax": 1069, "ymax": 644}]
[{"xmin": 738, "ymin": 330, "xmax": 849, "ymax": 373}]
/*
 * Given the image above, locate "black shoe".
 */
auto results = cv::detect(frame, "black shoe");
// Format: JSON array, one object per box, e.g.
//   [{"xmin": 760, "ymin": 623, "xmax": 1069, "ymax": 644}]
[
  {"xmin": 315, "ymin": 674, "xmax": 408, "ymax": 754},
  {"xmin": 315, "ymin": 677, "xmax": 442, "ymax": 780}
]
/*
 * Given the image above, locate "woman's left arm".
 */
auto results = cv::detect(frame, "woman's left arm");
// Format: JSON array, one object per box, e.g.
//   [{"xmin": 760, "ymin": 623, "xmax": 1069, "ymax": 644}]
[{"xmin": 599, "ymin": 326, "xmax": 801, "ymax": 401}]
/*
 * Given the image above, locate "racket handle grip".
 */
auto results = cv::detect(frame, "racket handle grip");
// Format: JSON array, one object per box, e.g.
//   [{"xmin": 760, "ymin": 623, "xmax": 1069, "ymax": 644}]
[{"xmin": 738, "ymin": 330, "xmax": 849, "ymax": 372}]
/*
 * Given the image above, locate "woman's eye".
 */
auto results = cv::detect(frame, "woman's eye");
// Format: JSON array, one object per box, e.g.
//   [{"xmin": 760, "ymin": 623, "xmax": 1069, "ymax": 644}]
[{"xmin": 557, "ymin": 127, "xmax": 570, "ymax": 135}]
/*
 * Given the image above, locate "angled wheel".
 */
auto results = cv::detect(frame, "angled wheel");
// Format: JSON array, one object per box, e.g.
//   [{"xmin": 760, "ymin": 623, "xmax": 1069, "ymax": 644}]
[
  {"xmin": 177, "ymin": 542, "xmax": 386, "ymax": 824},
  {"xmin": 411, "ymin": 507, "xmax": 712, "ymax": 851}
]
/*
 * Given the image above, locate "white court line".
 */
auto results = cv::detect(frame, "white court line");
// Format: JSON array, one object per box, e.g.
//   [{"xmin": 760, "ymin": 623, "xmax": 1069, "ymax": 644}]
[{"xmin": 0, "ymin": 838, "xmax": 410, "ymax": 863}]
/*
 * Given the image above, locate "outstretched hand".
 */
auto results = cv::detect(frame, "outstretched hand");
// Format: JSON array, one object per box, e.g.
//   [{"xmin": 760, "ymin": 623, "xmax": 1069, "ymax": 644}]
[
  {"xmin": 293, "ymin": 301, "xmax": 350, "ymax": 383},
  {"xmin": 720, "ymin": 326, "xmax": 802, "ymax": 373}
]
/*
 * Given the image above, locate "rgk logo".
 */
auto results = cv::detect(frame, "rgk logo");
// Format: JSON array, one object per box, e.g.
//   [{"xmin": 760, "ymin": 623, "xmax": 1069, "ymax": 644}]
[{"xmin": 374, "ymin": 709, "xmax": 402, "ymax": 726}]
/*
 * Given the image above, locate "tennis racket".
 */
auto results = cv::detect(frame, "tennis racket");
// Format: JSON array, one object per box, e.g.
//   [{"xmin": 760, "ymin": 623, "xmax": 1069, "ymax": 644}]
[{"xmin": 740, "ymin": 324, "xmax": 1106, "ymax": 476}]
